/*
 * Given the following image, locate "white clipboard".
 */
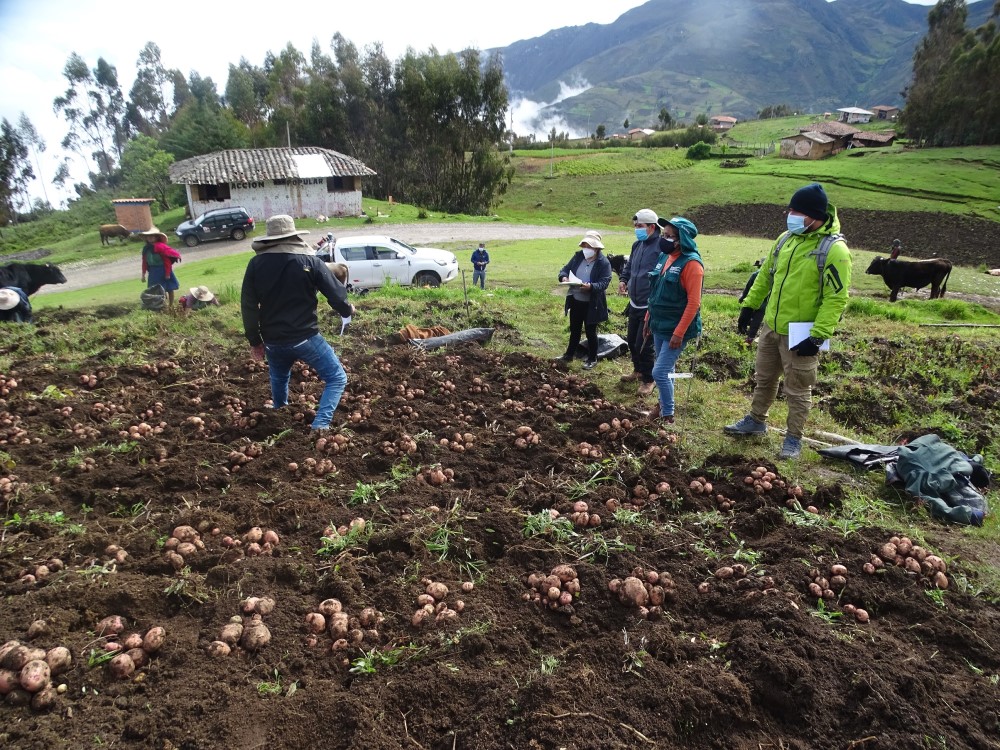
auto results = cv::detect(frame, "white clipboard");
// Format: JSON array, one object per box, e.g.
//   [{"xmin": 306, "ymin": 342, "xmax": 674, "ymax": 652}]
[
  {"xmin": 560, "ymin": 271, "xmax": 585, "ymax": 286},
  {"xmin": 788, "ymin": 322, "xmax": 829, "ymax": 351}
]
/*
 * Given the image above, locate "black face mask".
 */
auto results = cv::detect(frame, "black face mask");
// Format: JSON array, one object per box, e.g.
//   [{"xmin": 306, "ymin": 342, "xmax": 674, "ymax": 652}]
[{"xmin": 659, "ymin": 236, "xmax": 677, "ymax": 253}]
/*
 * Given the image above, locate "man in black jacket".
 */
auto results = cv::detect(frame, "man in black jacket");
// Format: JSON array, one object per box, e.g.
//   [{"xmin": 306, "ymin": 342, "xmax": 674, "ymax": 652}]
[{"xmin": 241, "ymin": 215, "xmax": 355, "ymax": 431}]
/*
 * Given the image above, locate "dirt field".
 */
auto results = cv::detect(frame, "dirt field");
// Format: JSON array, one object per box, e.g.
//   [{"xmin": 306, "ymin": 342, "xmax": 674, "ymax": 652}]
[{"xmin": 1, "ymin": 303, "xmax": 998, "ymax": 749}]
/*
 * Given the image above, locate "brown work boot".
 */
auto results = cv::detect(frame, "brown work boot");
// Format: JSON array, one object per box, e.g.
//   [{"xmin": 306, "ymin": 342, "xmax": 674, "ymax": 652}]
[
  {"xmin": 620, "ymin": 371, "xmax": 641, "ymax": 382},
  {"xmin": 637, "ymin": 381, "xmax": 655, "ymax": 397}
]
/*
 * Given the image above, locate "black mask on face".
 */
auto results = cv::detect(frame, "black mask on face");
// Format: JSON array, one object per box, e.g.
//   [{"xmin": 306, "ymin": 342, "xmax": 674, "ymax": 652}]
[{"xmin": 659, "ymin": 236, "xmax": 677, "ymax": 253}]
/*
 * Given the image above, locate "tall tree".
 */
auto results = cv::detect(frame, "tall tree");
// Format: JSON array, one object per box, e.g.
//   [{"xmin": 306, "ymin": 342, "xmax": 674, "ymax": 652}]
[
  {"xmin": 263, "ymin": 43, "xmax": 308, "ymax": 145},
  {"xmin": 658, "ymin": 108, "xmax": 673, "ymax": 130},
  {"xmin": 0, "ymin": 119, "xmax": 33, "ymax": 222},
  {"xmin": 120, "ymin": 135, "xmax": 175, "ymax": 210},
  {"xmin": 16, "ymin": 113, "xmax": 48, "ymax": 205},
  {"xmin": 128, "ymin": 42, "xmax": 179, "ymax": 136},
  {"xmin": 53, "ymin": 53, "xmax": 129, "ymax": 185},
  {"xmin": 225, "ymin": 59, "xmax": 270, "ymax": 144}
]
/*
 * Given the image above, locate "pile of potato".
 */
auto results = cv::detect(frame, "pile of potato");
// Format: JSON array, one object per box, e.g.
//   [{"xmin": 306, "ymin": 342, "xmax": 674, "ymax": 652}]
[
  {"xmin": 16, "ymin": 556, "xmax": 65, "ymax": 586},
  {"xmin": 93, "ymin": 615, "xmax": 167, "ymax": 679},
  {"xmin": 226, "ymin": 442, "xmax": 264, "ymax": 473},
  {"xmin": 576, "ymin": 439, "xmax": 604, "ymax": 459},
  {"xmin": 610, "ymin": 567, "xmax": 676, "ymax": 620},
  {"xmin": 440, "ymin": 431, "xmax": 475, "ymax": 453},
  {"xmin": 323, "ymin": 517, "xmax": 367, "ymax": 540},
  {"xmin": 417, "ymin": 465, "xmax": 455, "ymax": 486},
  {"xmin": 0, "ymin": 373, "xmax": 18, "ymax": 397},
  {"xmin": 596, "ymin": 417, "xmax": 633, "ymax": 441},
  {"xmin": 384, "ymin": 403, "xmax": 420, "ymax": 421},
  {"xmin": 870, "ymin": 535, "xmax": 949, "ymax": 589},
  {"xmin": 305, "ymin": 598, "xmax": 386, "ymax": 664},
  {"xmin": 78, "ymin": 372, "xmax": 101, "ymax": 388},
  {"xmin": 0, "ymin": 635, "xmax": 71, "ymax": 710},
  {"xmin": 688, "ymin": 475, "xmax": 715, "ymax": 496},
  {"xmin": 0, "ymin": 412, "xmax": 29, "ymax": 445},
  {"xmin": 411, "ymin": 579, "xmax": 471, "ymax": 627},
  {"xmin": 139, "ymin": 359, "xmax": 179, "ymax": 376},
  {"xmin": 163, "ymin": 523, "xmax": 209, "ymax": 570},
  {"xmin": 645, "ymin": 442, "xmax": 674, "ymax": 465},
  {"xmin": 513, "ymin": 425, "xmax": 540, "ymax": 449},
  {"xmin": 379, "ymin": 433, "xmax": 418, "ymax": 456},
  {"xmin": 89, "ymin": 400, "xmax": 126, "ymax": 421},
  {"xmin": 523, "ymin": 565, "xmax": 580, "ymax": 615},
  {"xmin": 566, "ymin": 500, "xmax": 601, "ymax": 528},
  {"xmin": 697, "ymin": 564, "xmax": 778, "ymax": 597},
  {"xmin": 0, "ymin": 473, "xmax": 20, "ymax": 499},
  {"xmin": 469, "ymin": 376, "xmax": 491, "ymax": 395},
  {"xmin": 208, "ymin": 597, "xmax": 275, "ymax": 656},
  {"xmin": 315, "ymin": 432, "xmax": 351, "ymax": 455}
]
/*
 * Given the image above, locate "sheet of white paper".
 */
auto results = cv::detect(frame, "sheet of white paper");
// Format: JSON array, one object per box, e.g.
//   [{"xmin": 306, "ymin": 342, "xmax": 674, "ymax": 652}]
[
  {"xmin": 668, "ymin": 372, "xmax": 693, "ymax": 379},
  {"xmin": 340, "ymin": 316, "xmax": 352, "ymax": 336},
  {"xmin": 560, "ymin": 270, "xmax": 585, "ymax": 285},
  {"xmin": 787, "ymin": 322, "xmax": 830, "ymax": 351}
]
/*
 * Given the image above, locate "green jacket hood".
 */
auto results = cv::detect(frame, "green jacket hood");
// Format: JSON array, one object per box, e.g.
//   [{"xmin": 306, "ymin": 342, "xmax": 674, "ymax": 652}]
[{"xmin": 662, "ymin": 216, "xmax": 699, "ymax": 253}]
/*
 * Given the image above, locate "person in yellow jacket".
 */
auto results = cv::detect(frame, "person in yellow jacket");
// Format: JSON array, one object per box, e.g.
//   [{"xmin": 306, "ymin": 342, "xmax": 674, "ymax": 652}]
[{"xmin": 724, "ymin": 183, "xmax": 852, "ymax": 459}]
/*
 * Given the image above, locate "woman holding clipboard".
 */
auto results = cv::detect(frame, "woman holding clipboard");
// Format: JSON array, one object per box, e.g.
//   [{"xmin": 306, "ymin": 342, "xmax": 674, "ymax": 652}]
[{"xmin": 555, "ymin": 231, "xmax": 613, "ymax": 370}]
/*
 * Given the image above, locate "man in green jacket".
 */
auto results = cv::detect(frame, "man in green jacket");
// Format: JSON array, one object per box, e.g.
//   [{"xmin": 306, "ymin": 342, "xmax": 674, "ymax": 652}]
[{"xmin": 724, "ymin": 183, "xmax": 852, "ymax": 459}]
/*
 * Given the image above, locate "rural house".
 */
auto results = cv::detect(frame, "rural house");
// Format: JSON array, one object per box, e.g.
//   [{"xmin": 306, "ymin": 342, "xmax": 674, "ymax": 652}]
[
  {"xmin": 780, "ymin": 132, "xmax": 837, "ymax": 160},
  {"xmin": 798, "ymin": 120, "xmax": 859, "ymax": 153},
  {"xmin": 111, "ymin": 198, "xmax": 154, "ymax": 232},
  {"xmin": 836, "ymin": 107, "xmax": 875, "ymax": 124},
  {"xmin": 709, "ymin": 115, "xmax": 738, "ymax": 131},
  {"xmin": 850, "ymin": 131, "xmax": 898, "ymax": 148},
  {"xmin": 627, "ymin": 128, "xmax": 656, "ymax": 141},
  {"xmin": 871, "ymin": 105, "xmax": 900, "ymax": 121},
  {"xmin": 169, "ymin": 147, "xmax": 376, "ymax": 221}
]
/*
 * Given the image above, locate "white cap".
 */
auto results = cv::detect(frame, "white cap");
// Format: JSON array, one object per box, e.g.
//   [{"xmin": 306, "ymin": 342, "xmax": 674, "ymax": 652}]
[{"xmin": 633, "ymin": 208, "xmax": 659, "ymax": 224}]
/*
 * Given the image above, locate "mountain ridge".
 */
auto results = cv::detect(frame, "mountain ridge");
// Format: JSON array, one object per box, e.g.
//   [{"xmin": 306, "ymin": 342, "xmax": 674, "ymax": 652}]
[{"xmin": 497, "ymin": 0, "xmax": 992, "ymax": 133}]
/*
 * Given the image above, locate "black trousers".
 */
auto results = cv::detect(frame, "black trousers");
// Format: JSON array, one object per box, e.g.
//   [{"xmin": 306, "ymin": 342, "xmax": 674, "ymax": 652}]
[
  {"xmin": 565, "ymin": 297, "xmax": 598, "ymax": 362},
  {"xmin": 625, "ymin": 303, "xmax": 654, "ymax": 382}
]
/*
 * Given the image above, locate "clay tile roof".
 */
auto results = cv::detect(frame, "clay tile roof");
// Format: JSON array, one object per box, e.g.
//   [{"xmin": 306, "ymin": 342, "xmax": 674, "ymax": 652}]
[
  {"xmin": 852, "ymin": 131, "xmax": 897, "ymax": 143},
  {"xmin": 799, "ymin": 120, "xmax": 860, "ymax": 136},
  {"xmin": 711, "ymin": 116, "xmax": 738, "ymax": 123},
  {"xmin": 799, "ymin": 132, "xmax": 836, "ymax": 144},
  {"xmin": 169, "ymin": 147, "xmax": 376, "ymax": 184}
]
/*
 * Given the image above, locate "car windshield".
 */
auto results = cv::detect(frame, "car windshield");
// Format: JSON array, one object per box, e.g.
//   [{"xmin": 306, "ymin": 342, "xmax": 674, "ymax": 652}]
[{"xmin": 388, "ymin": 238, "xmax": 417, "ymax": 255}]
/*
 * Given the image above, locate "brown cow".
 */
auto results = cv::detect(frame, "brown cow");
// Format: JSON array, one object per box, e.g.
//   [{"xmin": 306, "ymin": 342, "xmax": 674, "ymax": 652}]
[
  {"xmin": 865, "ymin": 256, "xmax": 952, "ymax": 302},
  {"xmin": 99, "ymin": 224, "xmax": 130, "ymax": 246}
]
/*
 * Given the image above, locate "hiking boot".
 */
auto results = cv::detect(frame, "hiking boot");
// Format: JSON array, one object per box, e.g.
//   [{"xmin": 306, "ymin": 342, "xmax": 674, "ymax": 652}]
[
  {"xmin": 661, "ymin": 414, "xmax": 675, "ymax": 425},
  {"xmin": 724, "ymin": 414, "xmax": 767, "ymax": 435},
  {"xmin": 969, "ymin": 509, "xmax": 985, "ymax": 527},
  {"xmin": 637, "ymin": 381, "xmax": 655, "ymax": 396},
  {"xmin": 778, "ymin": 434, "xmax": 802, "ymax": 460},
  {"xmin": 582, "ymin": 359, "xmax": 598, "ymax": 370},
  {"xmin": 620, "ymin": 371, "xmax": 641, "ymax": 382}
]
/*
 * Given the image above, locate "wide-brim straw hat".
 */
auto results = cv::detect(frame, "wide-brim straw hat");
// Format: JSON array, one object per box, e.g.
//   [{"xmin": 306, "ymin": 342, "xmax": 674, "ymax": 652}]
[
  {"xmin": 257, "ymin": 214, "xmax": 310, "ymax": 242},
  {"xmin": 190, "ymin": 286, "xmax": 215, "ymax": 302},
  {"xmin": 139, "ymin": 227, "xmax": 167, "ymax": 243},
  {"xmin": 0, "ymin": 289, "xmax": 19, "ymax": 311}
]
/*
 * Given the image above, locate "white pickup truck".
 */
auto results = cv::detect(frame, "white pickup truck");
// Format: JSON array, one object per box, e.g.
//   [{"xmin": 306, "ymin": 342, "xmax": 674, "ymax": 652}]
[{"xmin": 318, "ymin": 234, "xmax": 459, "ymax": 289}]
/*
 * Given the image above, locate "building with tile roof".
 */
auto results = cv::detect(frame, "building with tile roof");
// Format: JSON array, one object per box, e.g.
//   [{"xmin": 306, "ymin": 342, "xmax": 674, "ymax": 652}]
[{"xmin": 169, "ymin": 147, "xmax": 376, "ymax": 221}]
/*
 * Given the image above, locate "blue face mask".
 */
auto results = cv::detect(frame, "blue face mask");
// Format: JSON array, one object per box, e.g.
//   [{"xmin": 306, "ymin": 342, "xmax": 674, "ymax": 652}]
[
  {"xmin": 635, "ymin": 227, "xmax": 649, "ymax": 242},
  {"xmin": 786, "ymin": 214, "xmax": 808, "ymax": 235}
]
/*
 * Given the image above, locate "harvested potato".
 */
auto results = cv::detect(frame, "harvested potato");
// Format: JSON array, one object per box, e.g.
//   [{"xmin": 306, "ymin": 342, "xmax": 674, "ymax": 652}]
[
  {"xmin": 44, "ymin": 647, "xmax": 72, "ymax": 676},
  {"xmin": 26, "ymin": 620, "xmax": 49, "ymax": 640},
  {"xmin": 240, "ymin": 615, "xmax": 271, "ymax": 651},
  {"xmin": 219, "ymin": 622, "xmax": 243, "ymax": 646},
  {"xmin": 126, "ymin": 648, "xmax": 149, "ymax": 668},
  {"xmin": 96, "ymin": 615, "xmax": 125, "ymax": 637},
  {"xmin": 0, "ymin": 669, "xmax": 20, "ymax": 695},
  {"xmin": 618, "ymin": 577, "xmax": 648, "ymax": 608},
  {"xmin": 318, "ymin": 599, "xmax": 343, "ymax": 617},
  {"xmin": 207, "ymin": 641, "xmax": 231, "ymax": 657},
  {"xmin": 30, "ymin": 684, "xmax": 58, "ymax": 711},
  {"xmin": 142, "ymin": 626, "xmax": 166, "ymax": 654},
  {"xmin": 109, "ymin": 653, "xmax": 135, "ymax": 679}
]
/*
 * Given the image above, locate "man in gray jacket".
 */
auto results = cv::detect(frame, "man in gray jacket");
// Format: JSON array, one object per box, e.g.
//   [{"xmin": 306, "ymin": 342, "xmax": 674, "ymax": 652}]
[{"xmin": 618, "ymin": 208, "xmax": 662, "ymax": 396}]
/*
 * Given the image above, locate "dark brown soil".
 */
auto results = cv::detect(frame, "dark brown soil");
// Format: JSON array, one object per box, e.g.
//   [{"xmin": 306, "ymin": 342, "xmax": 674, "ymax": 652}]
[
  {"xmin": 1, "ymin": 310, "xmax": 999, "ymax": 750},
  {"xmin": 689, "ymin": 204, "xmax": 1000, "ymax": 267}
]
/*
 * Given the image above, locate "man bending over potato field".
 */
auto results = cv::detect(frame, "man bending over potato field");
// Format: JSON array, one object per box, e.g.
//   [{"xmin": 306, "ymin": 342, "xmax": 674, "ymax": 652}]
[{"xmin": 241, "ymin": 215, "xmax": 355, "ymax": 431}]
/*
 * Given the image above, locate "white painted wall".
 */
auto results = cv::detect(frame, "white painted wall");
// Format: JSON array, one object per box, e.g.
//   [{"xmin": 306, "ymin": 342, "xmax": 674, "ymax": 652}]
[{"xmin": 185, "ymin": 180, "xmax": 364, "ymax": 221}]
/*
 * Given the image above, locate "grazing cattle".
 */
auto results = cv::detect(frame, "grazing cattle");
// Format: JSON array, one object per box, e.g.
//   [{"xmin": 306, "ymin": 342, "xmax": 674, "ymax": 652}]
[
  {"xmin": 99, "ymin": 223, "xmax": 130, "ymax": 246},
  {"xmin": 607, "ymin": 253, "xmax": 627, "ymax": 278},
  {"xmin": 0, "ymin": 263, "xmax": 68, "ymax": 296},
  {"xmin": 866, "ymin": 256, "xmax": 952, "ymax": 302}
]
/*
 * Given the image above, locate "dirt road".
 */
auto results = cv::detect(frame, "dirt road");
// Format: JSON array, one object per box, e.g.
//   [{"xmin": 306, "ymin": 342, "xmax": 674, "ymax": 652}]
[{"xmin": 37, "ymin": 223, "xmax": 601, "ymax": 295}]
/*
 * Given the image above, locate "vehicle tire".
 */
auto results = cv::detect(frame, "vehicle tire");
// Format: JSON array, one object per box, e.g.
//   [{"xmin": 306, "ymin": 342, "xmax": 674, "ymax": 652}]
[
  {"xmin": 183, "ymin": 234, "xmax": 199, "ymax": 248},
  {"xmin": 231, "ymin": 228, "xmax": 246, "ymax": 241},
  {"xmin": 413, "ymin": 271, "xmax": 441, "ymax": 287}
]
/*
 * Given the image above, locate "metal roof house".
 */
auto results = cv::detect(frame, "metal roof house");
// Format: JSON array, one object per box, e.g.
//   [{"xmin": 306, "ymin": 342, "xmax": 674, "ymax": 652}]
[
  {"xmin": 836, "ymin": 107, "xmax": 875, "ymax": 124},
  {"xmin": 169, "ymin": 147, "xmax": 377, "ymax": 221}
]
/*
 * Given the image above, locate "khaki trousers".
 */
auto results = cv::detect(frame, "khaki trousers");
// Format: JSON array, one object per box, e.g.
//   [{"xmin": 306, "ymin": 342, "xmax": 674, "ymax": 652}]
[{"xmin": 749, "ymin": 324, "xmax": 819, "ymax": 439}]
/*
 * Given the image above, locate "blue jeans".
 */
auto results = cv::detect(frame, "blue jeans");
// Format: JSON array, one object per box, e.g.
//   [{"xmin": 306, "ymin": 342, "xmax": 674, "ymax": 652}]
[
  {"xmin": 652, "ymin": 333, "xmax": 688, "ymax": 417},
  {"xmin": 264, "ymin": 334, "xmax": 347, "ymax": 429},
  {"xmin": 472, "ymin": 269, "xmax": 486, "ymax": 289}
]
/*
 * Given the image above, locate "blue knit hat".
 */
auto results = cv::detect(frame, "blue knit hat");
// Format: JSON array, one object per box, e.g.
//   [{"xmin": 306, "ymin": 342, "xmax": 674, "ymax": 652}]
[{"xmin": 789, "ymin": 183, "xmax": 828, "ymax": 221}]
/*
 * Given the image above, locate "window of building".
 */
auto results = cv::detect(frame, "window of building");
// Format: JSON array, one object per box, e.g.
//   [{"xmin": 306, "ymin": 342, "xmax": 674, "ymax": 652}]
[
  {"xmin": 195, "ymin": 183, "xmax": 231, "ymax": 201},
  {"xmin": 326, "ymin": 176, "xmax": 346, "ymax": 192}
]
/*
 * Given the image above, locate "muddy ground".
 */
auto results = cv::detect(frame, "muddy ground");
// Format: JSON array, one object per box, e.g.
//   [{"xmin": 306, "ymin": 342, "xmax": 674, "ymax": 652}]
[
  {"xmin": 1, "ymin": 306, "xmax": 999, "ymax": 750},
  {"xmin": 689, "ymin": 205, "xmax": 1000, "ymax": 267}
]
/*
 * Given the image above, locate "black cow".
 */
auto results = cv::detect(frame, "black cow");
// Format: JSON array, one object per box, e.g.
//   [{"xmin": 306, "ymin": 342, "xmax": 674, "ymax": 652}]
[
  {"xmin": 0, "ymin": 263, "xmax": 68, "ymax": 296},
  {"xmin": 865, "ymin": 256, "xmax": 952, "ymax": 302},
  {"xmin": 607, "ymin": 253, "xmax": 627, "ymax": 278}
]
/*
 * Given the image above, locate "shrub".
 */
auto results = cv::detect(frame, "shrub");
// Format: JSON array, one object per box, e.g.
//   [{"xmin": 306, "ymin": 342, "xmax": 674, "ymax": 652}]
[{"xmin": 686, "ymin": 142, "xmax": 712, "ymax": 160}]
